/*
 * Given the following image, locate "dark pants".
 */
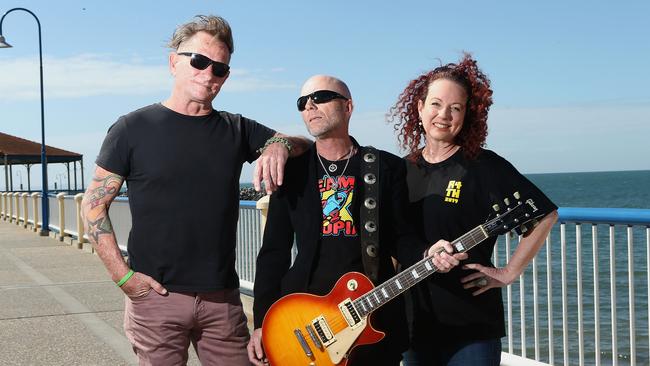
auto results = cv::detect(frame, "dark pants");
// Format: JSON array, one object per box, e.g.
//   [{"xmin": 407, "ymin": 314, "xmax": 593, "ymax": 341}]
[
  {"xmin": 348, "ymin": 344, "xmax": 402, "ymax": 366},
  {"xmin": 402, "ymin": 338, "xmax": 502, "ymax": 366}
]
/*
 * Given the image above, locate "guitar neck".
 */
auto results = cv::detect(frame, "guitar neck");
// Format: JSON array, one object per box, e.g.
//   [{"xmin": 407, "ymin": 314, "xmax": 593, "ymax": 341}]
[{"xmin": 353, "ymin": 224, "xmax": 489, "ymax": 318}]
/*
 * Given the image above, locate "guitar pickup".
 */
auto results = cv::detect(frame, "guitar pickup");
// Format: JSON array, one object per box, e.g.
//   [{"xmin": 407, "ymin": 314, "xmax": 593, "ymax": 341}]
[
  {"xmin": 311, "ymin": 315, "xmax": 336, "ymax": 346},
  {"xmin": 338, "ymin": 298, "xmax": 362, "ymax": 328},
  {"xmin": 305, "ymin": 324, "xmax": 323, "ymax": 349},
  {"xmin": 293, "ymin": 329, "xmax": 313, "ymax": 358}
]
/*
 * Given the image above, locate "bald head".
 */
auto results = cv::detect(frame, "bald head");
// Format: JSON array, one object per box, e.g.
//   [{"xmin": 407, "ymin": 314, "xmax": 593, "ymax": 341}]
[
  {"xmin": 298, "ymin": 75, "xmax": 353, "ymax": 139},
  {"xmin": 300, "ymin": 75, "xmax": 351, "ymax": 99}
]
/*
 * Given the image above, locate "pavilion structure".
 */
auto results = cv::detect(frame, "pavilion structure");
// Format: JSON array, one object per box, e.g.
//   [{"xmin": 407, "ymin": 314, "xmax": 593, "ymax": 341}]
[{"xmin": 0, "ymin": 131, "xmax": 84, "ymax": 192}]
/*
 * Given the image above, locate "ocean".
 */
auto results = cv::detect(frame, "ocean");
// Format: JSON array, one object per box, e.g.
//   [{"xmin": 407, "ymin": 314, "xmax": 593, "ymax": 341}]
[{"xmin": 527, "ymin": 170, "xmax": 650, "ymax": 209}]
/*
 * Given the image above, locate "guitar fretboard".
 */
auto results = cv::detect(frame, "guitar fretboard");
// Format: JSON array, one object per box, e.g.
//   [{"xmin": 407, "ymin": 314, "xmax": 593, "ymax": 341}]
[{"xmin": 352, "ymin": 224, "xmax": 489, "ymax": 318}]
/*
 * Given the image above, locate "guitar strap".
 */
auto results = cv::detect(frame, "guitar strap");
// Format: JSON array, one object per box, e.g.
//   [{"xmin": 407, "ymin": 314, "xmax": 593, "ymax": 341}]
[{"xmin": 360, "ymin": 146, "xmax": 380, "ymax": 283}]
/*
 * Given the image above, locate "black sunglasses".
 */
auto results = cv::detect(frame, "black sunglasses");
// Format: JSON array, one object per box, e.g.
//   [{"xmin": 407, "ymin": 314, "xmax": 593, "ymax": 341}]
[
  {"xmin": 297, "ymin": 90, "xmax": 349, "ymax": 111},
  {"xmin": 177, "ymin": 52, "xmax": 230, "ymax": 77}
]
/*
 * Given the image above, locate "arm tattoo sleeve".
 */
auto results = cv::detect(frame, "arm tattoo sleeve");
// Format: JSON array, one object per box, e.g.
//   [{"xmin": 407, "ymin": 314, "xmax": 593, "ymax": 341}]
[
  {"xmin": 87, "ymin": 214, "xmax": 114, "ymax": 243},
  {"xmin": 88, "ymin": 174, "xmax": 123, "ymax": 208}
]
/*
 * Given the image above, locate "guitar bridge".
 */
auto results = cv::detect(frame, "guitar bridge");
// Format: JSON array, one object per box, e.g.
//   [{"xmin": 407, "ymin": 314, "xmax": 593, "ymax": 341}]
[
  {"xmin": 311, "ymin": 315, "xmax": 336, "ymax": 346},
  {"xmin": 338, "ymin": 298, "xmax": 362, "ymax": 328}
]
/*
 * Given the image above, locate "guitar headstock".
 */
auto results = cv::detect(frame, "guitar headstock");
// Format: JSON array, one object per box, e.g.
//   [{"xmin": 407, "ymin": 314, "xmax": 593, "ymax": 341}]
[{"xmin": 483, "ymin": 192, "xmax": 541, "ymax": 237}]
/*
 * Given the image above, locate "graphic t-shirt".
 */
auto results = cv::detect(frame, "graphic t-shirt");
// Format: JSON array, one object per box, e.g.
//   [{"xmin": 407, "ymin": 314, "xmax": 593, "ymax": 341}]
[
  {"xmin": 406, "ymin": 148, "xmax": 557, "ymax": 343},
  {"xmin": 308, "ymin": 153, "xmax": 363, "ymax": 295}
]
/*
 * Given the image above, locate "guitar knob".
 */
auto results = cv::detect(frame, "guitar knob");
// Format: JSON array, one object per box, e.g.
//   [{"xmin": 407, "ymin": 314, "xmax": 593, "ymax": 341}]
[
  {"xmin": 492, "ymin": 204, "xmax": 500, "ymax": 212},
  {"xmin": 347, "ymin": 279, "xmax": 358, "ymax": 291},
  {"xmin": 503, "ymin": 197, "xmax": 510, "ymax": 206},
  {"xmin": 513, "ymin": 191, "xmax": 521, "ymax": 200}
]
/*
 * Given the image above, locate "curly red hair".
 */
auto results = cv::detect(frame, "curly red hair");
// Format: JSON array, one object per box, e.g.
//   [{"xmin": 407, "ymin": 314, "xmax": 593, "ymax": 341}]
[{"xmin": 387, "ymin": 53, "xmax": 493, "ymax": 161}]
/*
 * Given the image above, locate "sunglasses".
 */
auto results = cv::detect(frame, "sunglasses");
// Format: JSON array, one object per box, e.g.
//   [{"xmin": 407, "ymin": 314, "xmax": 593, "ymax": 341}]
[
  {"xmin": 297, "ymin": 90, "xmax": 349, "ymax": 111},
  {"xmin": 177, "ymin": 52, "xmax": 230, "ymax": 77}
]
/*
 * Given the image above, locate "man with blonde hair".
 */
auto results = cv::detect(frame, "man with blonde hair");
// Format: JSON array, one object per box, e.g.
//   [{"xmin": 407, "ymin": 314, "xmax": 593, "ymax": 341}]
[{"xmin": 82, "ymin": 15, "xmax": 307, "ymax": 365}]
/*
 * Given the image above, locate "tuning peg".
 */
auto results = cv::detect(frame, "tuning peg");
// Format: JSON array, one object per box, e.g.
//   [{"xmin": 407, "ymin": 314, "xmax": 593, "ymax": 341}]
[
  {"xmin": 513, "ymin": 191, "xmax": 521, "ymax": 200},
  {"xmin": 503, "ymin": 197, "xmax": 510, "ymax": 206},
  {"xmin": 514, "ymin": 226, "xmax": 523, "ymax": 236},
  {"xmin": 492, "ymin": 204, "xmax": 500, "ymax": 212}
]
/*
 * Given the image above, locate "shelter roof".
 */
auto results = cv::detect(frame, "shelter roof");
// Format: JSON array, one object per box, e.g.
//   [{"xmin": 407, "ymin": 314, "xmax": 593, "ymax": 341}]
[{"xmin": 0, "ymin": 131, "xmax": 82, "ymax": 165}]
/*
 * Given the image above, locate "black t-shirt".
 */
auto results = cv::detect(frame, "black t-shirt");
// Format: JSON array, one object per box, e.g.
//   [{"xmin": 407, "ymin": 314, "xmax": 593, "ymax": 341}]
[
  {"xmin": 308, "ymin": 153, "xmax": 363, "ymax": 295},
  {"xmin": 96, "ymin": 103, "xmax": 275, "ymax": 292},
  {"xmin": 405, "ymin": 148, "xmax": 557, "ymax": 344}
]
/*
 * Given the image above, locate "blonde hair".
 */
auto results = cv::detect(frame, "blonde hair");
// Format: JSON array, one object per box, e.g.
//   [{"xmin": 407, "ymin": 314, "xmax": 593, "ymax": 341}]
[{"xmin": 167, "ymin": 15, "xmax": 234, "ymax": 54}]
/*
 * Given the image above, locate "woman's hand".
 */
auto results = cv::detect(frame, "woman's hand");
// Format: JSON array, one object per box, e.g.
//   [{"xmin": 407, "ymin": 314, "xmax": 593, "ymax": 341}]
[
  {"xmin": 460, "ymin": 263, "xmax": 515, "ymax": 296},
  {"xmin": 425, "ymin": 240, "xmax": 468, "ymax": 273}
]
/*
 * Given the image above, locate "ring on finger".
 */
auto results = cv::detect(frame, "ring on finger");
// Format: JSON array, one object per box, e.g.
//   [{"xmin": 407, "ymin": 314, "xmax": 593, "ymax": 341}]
[{"xmin": 473, "ymin": 277, "xmax": 488, "ymax": 287}]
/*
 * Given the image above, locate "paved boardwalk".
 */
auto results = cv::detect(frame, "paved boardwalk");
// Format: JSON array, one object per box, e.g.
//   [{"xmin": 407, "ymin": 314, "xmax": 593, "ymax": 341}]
[
  {"xmin": 1, "ymin": 220, "xmax": 539, "ymax": 366},
  {"xmin": 0, "ymin": 221, "xmax": 253, "ymax": 365}
]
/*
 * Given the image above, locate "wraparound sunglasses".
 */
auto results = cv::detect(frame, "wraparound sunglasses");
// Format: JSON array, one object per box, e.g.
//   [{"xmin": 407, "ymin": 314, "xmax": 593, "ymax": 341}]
[
  {"xmin": 297, "ymin": 90, "xmax": 349, "ymax": 111},
  {"xmin": 177, "ymin": 52, "xmax": 230, "ymax": 77}
]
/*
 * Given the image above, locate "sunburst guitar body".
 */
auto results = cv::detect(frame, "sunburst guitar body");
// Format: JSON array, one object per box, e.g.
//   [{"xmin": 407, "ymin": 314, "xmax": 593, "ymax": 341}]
[{"xmin": 262, "ymin": 272, "xmax": 383, "ymax": 366}]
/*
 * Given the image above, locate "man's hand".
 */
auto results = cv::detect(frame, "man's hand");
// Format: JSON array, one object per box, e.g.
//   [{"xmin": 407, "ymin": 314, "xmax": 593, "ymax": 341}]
[
  {"xmin": 247, "ymin": 328, "xmax": 268, "ymax": 365},
  {"xmin": 120, "ymin": 271, "xmax": 167, "ymax": 298},
  {"xmin": 426, "ymin": 240, "xmax": 468, "ymax": 273},
  {"xmin": 253, "ymin": 141, "xmax": 290, "ymax": 195}
]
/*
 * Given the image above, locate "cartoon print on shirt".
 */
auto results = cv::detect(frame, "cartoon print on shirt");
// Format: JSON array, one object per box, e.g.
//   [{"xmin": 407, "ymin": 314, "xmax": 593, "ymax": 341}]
[{"xmin": 319, "ymin": 175, "xmax": 357, "ymax": 236}]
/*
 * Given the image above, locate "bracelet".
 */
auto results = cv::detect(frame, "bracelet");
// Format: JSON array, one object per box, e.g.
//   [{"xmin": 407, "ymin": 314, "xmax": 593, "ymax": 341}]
[
  {"xmin": 116, "ymin": 269, "xmax": 135, "ymax": 287},
  {"xmin": 257, "ymin": 136, "xmax": 292, "ymax": 154}
]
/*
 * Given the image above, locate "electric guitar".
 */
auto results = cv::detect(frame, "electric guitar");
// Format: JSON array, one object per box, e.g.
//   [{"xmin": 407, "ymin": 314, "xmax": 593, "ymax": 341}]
[{"xmin": 261, "ymin": 192, "xmax": 543, "ymax": 366}]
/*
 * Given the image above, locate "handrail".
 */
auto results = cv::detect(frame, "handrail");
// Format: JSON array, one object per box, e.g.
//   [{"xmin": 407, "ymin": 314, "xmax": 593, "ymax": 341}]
[{"xmin": 558, "ymin": 207, "xmax": 650, "ymax": 225}]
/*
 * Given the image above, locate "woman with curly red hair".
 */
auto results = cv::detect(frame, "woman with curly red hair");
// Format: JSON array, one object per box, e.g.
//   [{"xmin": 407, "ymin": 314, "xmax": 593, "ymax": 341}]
[{"xmin": 389, "ymin": 54, "xmax": 558, "ymax": 365}]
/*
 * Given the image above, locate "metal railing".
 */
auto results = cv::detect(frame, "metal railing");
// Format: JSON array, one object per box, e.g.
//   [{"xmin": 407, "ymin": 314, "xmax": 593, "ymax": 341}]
[
  {"xmin": 2, "ymin": 191, "xmax": 649, "ymax": 365},
  {"xmin": 499, "ymin": 208, "xmax": 650, "ymax": 366}
]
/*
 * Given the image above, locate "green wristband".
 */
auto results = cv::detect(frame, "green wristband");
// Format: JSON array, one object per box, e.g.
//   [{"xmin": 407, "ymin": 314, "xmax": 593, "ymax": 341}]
[{"xmin": 116, "ymin": 269, "xmax": 135, "ymax": 287}]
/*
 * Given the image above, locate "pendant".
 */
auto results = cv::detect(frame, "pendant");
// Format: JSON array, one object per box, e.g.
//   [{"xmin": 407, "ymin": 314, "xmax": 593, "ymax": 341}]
[{"xmin": 328, "ymin": 163, "xmax": 338, "ymax": 173}]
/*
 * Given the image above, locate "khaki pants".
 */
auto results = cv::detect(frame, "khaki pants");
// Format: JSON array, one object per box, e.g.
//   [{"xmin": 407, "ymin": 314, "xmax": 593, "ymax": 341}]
[{"xmin": 124, "ymin": 289, "xmax": 251, "ymax": 366}]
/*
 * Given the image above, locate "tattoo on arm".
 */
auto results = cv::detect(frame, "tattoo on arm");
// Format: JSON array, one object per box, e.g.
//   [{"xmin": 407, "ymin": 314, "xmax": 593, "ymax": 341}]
[
  {"xmin": 87, "ymin": 214, "xmax": 114, "ymax": 243},
  {"xmin": 88, "ymin": 174, "xmax": 123, "ymax": 208},
  {"xmin": 81, "ymin": 170, "xmax": 123, "ymax": 244}
]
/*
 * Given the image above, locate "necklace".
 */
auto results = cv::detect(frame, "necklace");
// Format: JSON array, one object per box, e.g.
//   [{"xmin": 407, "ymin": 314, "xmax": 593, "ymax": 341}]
[
  {"xmin": 317, "ymin": 146, "xmax": 354, "ymax": 191},
  {"xmin": 324, "ymin": 148, "xmax": 353, "ymax": 173},
  {"xmin": 422, "ymin": 145, "xmax": 460, "ymax": 164}
]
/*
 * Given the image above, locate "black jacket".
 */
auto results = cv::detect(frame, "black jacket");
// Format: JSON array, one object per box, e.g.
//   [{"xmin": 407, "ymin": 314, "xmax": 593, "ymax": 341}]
[{"xmin": 253, "ymin": 140, "xmax": 418, "ymax": 356}]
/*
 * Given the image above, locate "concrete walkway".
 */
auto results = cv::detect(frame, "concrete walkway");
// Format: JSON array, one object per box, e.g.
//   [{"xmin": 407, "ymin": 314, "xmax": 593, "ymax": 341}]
[
  {"xmin": 0, "ymin": 221, "xmax": 209, "ymax": 365},
  {"xmin": 1, "ymin": 220, "xmax": 543, "ymax": 366}
]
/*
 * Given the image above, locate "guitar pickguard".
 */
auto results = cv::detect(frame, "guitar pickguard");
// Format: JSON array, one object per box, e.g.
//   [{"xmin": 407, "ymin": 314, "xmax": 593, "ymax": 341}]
[{"xmin": 326, "ymin": 317, "xmax": 367, "ymax": 364}]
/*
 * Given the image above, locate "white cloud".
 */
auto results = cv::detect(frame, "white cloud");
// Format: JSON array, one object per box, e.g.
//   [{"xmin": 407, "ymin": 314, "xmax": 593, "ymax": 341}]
[{"xmin": 0, "ymin": 54, "xmax": 294, "ymax": 100}]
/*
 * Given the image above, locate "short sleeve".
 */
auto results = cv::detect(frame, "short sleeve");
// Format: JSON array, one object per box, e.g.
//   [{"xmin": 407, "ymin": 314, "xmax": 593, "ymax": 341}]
[
  {"xmin": 95, "ymin": 117, "xmax": 130, "ymax": 177},
  {"xmin": 479, "ymin": 151, "xmax": 557, "ymax": 217},
  {"xmin": 240, "ymin": 116, "xmax": 276, "ymax": 163}
]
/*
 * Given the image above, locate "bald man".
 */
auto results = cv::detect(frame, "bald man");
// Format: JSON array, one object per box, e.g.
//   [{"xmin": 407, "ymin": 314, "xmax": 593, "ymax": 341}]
[{"xmin": 247, "ymin": 75, "xmax": 462, "ymax": 365}]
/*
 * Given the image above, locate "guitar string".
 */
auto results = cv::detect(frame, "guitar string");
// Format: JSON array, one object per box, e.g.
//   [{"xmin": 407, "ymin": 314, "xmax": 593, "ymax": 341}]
[{"xmin": 297, "ymin": 204, "xmax": 524, "ymax": 338}]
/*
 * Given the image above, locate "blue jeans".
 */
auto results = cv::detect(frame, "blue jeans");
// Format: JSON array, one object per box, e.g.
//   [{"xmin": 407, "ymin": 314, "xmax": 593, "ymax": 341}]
[{"xmin": 402, "ymin": 338, "xmax": 502, "ymax": 366}]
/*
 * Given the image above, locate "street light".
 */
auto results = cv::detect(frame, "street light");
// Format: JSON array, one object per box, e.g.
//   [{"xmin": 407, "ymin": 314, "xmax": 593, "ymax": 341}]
[{"xmin": 0, "ymin": 8, "xmax": 49, "ymax": 236}]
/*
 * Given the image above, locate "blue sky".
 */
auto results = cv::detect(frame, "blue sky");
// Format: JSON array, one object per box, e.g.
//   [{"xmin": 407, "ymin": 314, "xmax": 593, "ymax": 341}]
[{"xmin": 1, "ymin": 0, "xmax": 649, "ymax": 189}]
